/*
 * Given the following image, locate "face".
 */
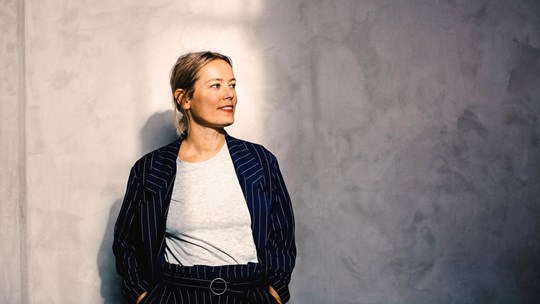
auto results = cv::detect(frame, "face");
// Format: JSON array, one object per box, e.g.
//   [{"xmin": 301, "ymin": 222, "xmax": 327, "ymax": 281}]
[{"xmin": 179, "ymin": 59, "xmax": 237, "ymax": 130}]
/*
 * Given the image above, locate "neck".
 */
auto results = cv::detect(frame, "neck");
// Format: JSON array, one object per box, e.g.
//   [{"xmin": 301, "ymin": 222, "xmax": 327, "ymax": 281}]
[{"xmin": 179, "ymin": 125, "xmax": 226, "ymax": 162}]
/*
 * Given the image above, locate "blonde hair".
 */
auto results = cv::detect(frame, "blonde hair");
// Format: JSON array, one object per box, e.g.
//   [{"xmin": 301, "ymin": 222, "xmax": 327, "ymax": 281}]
[{"xmin": 170, "ymin": 51, "xmax": 233, "ymax": 134}]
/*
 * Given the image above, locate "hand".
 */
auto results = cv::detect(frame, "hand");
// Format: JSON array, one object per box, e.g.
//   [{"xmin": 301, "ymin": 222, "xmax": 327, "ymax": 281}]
[
  {"xmin": 268, "ymin": 285, "xmax": 283, "ymax": 304},
  {"xmin": 135, "ymin": 291, "xmax": 148, "ymax": 304}
]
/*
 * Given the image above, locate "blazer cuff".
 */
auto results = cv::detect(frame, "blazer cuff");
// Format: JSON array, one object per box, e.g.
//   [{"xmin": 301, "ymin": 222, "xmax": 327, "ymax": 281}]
[{"xmin": 268, "ymin": 278, "xmax": 290, "ymax": 303}]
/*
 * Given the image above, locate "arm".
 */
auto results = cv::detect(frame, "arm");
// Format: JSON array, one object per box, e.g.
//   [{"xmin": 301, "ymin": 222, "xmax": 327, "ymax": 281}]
[
  {"xmin": 113, "ymin": 165, "xmax": 152, "ymax": 303},
  {"xmin": 267, "ymin": 156, "xmax": 296, "ymax": 303}
]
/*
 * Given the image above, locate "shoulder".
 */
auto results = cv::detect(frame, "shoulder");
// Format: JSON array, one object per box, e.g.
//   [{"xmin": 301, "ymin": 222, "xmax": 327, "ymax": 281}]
[
  {"xmin": 226, "ymin": 134, "xmax": 278, "ymax": 162},
  {"xmin": 131, "ymin": 137, "xmax": 182, "ymax": 177},
  {"xmin": 226, "ymin": 135, "xmax": 277, "ymax": 170}
]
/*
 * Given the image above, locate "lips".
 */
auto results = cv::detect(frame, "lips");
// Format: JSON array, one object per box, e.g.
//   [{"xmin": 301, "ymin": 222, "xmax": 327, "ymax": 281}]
[{"xmin": 219, "ymin": 106, "xmax": 234, "ymax": 113}]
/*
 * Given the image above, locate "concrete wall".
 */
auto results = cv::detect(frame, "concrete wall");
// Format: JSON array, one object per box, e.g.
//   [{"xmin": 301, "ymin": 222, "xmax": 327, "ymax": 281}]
[
  {"xmin": 1, "ymin": 0, "xmax": 539, "ymax": 303},
  {"xmin": 0, "ymin": 0, "xmax": 25, "ymax": 303}
]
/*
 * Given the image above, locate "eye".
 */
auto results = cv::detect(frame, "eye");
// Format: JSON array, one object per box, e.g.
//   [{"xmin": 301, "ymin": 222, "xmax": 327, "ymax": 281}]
[
  {"xmin": 210, "ymin": 83, "xmax": 221, "ymax": 88},
  {"xmin": 229, "ymin": 83, "xmax": 236, "ymax": 89}
]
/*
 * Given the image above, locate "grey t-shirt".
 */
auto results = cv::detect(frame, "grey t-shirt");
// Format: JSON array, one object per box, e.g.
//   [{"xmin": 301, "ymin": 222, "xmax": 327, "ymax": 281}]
[{"xmin": 164, "ymin": 144, "xmax": 259, "ymax": 266}]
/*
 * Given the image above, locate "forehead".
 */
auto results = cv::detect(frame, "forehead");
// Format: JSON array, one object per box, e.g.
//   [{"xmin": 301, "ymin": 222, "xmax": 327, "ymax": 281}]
[{"xmin": 197, "ymin": 59, "xmax": 234, "ymax": 80}]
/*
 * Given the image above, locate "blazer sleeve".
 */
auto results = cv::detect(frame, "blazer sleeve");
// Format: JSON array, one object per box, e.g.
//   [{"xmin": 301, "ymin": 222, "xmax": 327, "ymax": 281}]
[
  {"xmin": 267, "ymin": 156, "xmax": 297, "ymax": 303},
  {"xmin": 113, "ymin": 165, "xmax": 152, "ymax": 303}
]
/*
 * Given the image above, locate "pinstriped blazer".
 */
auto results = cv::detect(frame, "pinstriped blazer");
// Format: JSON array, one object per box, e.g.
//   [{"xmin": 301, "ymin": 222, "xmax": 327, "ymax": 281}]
[{"xmin": 113, "ymin": 132, "xmax": 296, "ymax": 303}]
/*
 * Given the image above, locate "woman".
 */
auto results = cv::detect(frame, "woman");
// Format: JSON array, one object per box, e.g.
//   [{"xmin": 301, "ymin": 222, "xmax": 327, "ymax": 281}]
[{"xmin": 113, "ymin": 51, "xmax": 296, "ymax": 304}]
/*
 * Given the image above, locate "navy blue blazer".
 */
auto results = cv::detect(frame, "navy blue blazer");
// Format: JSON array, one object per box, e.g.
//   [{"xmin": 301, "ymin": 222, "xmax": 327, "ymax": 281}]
[{"xmin": 113, "ymin": 133, "xmax": 296, "ymax": 303}]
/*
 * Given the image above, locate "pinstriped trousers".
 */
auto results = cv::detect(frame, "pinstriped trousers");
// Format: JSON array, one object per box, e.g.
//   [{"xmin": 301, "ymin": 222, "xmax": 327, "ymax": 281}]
[{"xmin": 139, "ymin": 262, "xmax": 278, "ymax": 304}]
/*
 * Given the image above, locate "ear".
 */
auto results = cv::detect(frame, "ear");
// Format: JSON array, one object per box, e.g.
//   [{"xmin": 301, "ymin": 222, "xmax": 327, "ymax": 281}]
[{"xmin": 174, "ymin": 89, "xmax": 190, "ymax": 110}]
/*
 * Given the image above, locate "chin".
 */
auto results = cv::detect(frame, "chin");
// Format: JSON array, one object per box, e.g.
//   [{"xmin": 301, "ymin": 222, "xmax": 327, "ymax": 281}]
[
  {"xmin": 221, "ymin": 118, "xmax": 235, "ymax": 127},
  {"xmin": 210, "ymin": 120, "xmax": 234, "ymax": 129}
]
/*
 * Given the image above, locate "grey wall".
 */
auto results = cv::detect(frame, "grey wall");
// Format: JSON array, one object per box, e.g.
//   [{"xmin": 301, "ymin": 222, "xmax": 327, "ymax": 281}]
[
  {"xmin": 1, "ymin": 0, "xmax": 539, "ymax": 303},
  {"xmin": 0, "ymin": 0, "xmax": 25, "ymax": 303}
]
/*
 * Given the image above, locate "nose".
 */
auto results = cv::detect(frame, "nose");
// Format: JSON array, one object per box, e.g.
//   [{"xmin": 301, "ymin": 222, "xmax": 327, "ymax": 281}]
[{"xmin": 224, "ymin": 86, "xmax": 234, "ymax": 100}]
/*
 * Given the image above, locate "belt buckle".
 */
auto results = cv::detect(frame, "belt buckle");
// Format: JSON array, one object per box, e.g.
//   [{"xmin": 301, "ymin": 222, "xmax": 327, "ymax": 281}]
[{"xmin": 210, "ymin": 277, "xmax": 227, "ymax": 295}]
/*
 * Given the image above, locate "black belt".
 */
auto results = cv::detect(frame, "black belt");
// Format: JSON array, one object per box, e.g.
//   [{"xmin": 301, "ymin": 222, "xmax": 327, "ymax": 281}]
[{"xmin": 160, "ymin": 273, "xmax": 262, "ymax": 296}]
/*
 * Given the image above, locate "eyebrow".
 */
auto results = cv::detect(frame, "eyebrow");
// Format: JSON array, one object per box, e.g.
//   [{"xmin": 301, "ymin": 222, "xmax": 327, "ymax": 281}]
[{"xmin": 204, "ymin": 78, "xmax": 236, "ymax": 84}]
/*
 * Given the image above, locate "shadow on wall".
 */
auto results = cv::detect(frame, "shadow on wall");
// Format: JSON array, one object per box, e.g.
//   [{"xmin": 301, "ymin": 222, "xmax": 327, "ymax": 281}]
[
  {"xmin": 98, "ymin": 110, "xmax": 178, "ymax": 303},
  {"xmin": 98, "ymin": 199, "xmax": 124, "ymax": 304},
  {"xmin": 139, "ymin": 110, "xmax": 179, "ymax": 154}
]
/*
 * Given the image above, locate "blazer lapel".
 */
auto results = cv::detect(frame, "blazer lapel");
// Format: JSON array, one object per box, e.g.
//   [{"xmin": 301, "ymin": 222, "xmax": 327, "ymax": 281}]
[
  {"xmin": 141, "ymin": 133, "xmax": 185, "ymax": 278},
  {"xmin": 226, "ymin": 134, "xmax": 268, "ymax": 253}
]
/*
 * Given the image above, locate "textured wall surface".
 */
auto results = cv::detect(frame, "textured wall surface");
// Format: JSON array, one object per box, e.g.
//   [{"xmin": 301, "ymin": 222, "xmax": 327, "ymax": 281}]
[
  {"xmin": 0, "ymin": 0, "xmax": 24, "ymax": 303},
  {"xmin": 2, "ymin": 0, "xmax": 540, "ymax": 303}
]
